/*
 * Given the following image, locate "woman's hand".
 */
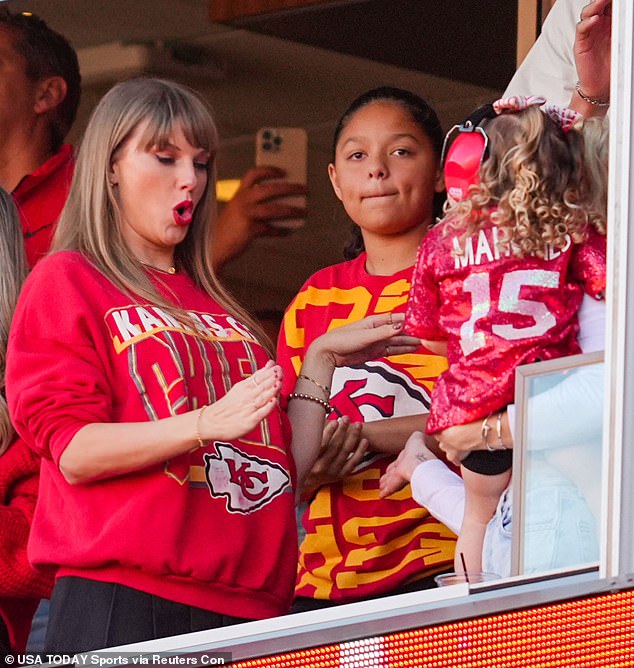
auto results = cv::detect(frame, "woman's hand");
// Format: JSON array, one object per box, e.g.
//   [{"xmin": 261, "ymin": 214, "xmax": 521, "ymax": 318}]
[
  {"xmin": 437, "ymin": 422, "xmax": 481, "ymax": 466},
  {"xmin": 379, "ymin": 431, "xmax": 438, "ymax": 497},
  {"xmin": 59, "ymin": 361, "xmax": 283, "ymax": 485},
  {"xmin": 301, "ymin": 416, "xmax": 368, "ymax": 497},
  {"xmin": 437, "ymin": 410, "xmax": 512, "ymax": 467},
  {"xmin": 199, "ymin": 360, "xmax": 282, "ymax": 441},
  {"xmin": 573, "ymin": 0, "xmax": 611, "ymax": 116}
]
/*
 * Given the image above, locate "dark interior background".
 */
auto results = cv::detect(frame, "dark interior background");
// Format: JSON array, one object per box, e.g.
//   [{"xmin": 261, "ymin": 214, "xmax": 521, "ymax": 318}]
[{"xmin": 8, "ymin": 0, "xmax": 522, "ymax": 315}]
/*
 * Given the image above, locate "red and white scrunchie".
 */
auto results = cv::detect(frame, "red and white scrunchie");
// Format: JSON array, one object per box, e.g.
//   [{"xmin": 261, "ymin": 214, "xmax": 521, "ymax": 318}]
[
  {"xmin": 544, "ymin": 104, "xmax": 584, "ymax": 132},
  {"xmin": 492, "ymin": 95, "xmax": 546, "ymax": 114},
  {"xmin": 492, "ymin": 95, "xmax": 583, "ymax": 133}
]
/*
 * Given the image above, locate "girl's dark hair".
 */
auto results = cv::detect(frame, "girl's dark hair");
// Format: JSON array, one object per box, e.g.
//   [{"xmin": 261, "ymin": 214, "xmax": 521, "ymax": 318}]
[{"xmin": 332, "ymin": 87, "xmax": 445, "ymax": 260}]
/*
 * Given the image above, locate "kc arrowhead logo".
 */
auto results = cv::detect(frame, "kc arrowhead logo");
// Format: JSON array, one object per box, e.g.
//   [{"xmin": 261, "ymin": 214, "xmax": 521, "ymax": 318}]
[{"xmin": 203, "ymin": 443, "xmax": 291, "ymax": 513}]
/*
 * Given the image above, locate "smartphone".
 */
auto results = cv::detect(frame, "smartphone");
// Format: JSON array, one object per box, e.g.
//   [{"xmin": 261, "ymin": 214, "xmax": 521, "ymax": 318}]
[{"xmin": 255, "ymin": 127, "xmax": 308, "ymax": 230}]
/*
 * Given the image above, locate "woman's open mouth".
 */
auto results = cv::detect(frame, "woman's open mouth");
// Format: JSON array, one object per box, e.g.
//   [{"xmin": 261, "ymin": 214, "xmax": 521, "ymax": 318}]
[{"xmin": 173, "ymin": 200, "xmax": 193, "ymax": 226}]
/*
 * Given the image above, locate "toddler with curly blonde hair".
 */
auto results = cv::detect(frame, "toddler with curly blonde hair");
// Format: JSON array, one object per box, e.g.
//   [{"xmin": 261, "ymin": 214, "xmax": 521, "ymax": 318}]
[{"xmin": 405, "ymin": 96, "xmax": 607, "ymax": 575}]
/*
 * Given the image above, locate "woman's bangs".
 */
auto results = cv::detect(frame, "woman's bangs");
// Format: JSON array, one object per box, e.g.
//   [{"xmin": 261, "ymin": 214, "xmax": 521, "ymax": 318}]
[{"xmin": 137, "ymin": 94, "xmax": 217, "ymax": 154}]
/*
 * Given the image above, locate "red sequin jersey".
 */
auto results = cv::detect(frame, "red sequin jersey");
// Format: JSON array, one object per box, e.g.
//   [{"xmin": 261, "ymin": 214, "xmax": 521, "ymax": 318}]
[{"xmin": 405, "ymin": 218, "xmax": 606, "ymax": 433}]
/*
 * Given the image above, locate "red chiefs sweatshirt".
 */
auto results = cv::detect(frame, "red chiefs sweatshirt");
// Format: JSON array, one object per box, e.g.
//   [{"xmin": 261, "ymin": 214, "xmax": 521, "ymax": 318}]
[{"xmin": 6, "ymin": 251, "xmax": 296, "ymax": 620}]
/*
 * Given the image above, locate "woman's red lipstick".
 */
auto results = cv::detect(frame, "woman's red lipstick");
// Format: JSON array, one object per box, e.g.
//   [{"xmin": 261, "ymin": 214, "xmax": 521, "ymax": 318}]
[{"xmin": 173, "ymin": 200, "xmax": 193, "ymax": 226}]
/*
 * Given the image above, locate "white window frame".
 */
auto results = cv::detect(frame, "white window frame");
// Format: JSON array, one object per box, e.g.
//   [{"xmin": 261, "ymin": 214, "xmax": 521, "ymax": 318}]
[{"xmin": 602, "ymin": 0, "xmax": 634, "ymax": 578}]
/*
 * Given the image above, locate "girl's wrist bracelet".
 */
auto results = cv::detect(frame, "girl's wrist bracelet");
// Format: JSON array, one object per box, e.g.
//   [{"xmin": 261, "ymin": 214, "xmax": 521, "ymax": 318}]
[
  {"xmin": 298, "ymin": 373, "xmax": 330, "ymax": 399},
  {"xmin": 288, "ymin": 392, "xmax": 333, "ymax": 415}
]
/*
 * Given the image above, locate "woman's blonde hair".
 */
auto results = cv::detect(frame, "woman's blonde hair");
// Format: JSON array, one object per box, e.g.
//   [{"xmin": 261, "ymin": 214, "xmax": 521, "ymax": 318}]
[
  {"xmin": 53, "ymin": 77, "xmax": 272, "ymax": 355},
  {"xmin": 582, "ymin": 115, "xmax": 610, "ymax": 218},
  {"xmin": 0, "ymin": 188, "xmax": 28, "ymax": 455},
  {"xmin": 444, "ymin": 105, "xmax": 606, "ymax": 257}
]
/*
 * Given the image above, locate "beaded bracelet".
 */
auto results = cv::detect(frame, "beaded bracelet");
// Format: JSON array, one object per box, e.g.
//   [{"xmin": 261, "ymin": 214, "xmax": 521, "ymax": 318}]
[
  {"xmin": 575, "ymin": 81, "xmax": 610, "ymax": 107},
  {"xmin": 288, "ymin": 392, "xmax": 333, "ymax": 415},
  {"xmin": 298, "ymin": 373, "xmax": 330, "ymax": 398}
]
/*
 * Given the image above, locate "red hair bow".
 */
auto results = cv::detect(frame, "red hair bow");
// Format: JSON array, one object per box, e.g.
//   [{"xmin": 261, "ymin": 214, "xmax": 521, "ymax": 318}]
[
  {"xmin": 492, "ymin": 95, "xmax": 546, "ymax": 114},
  {"xmin": 544, "ymin": 104, "xmax": 584, "ymax": 132}
]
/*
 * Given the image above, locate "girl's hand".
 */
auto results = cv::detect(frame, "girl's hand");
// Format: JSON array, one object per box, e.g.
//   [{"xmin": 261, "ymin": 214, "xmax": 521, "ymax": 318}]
[
  {"xmin": 291, "ymin": 312, "xmax": 420, "ymax": 488},
  {"xmin": 309, "ymin": 312, "xmax": 421, "ymax": 368},
  {"xmin": 379, "ymin": 431, "xmax": 438, "ymax": 497},
  {"xmin": 302, "ymin": 416, "xmax": 368, "ymax": 497},
  {"xmin": 199, "ymin": 360, "xmax": 282, "ymax": 441}
]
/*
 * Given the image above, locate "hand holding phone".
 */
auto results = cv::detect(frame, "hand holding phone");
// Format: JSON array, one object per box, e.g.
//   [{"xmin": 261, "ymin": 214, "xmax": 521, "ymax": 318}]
[{"xmin": 255, "ymin": 127, "xmax": 308, "ymax": 230}]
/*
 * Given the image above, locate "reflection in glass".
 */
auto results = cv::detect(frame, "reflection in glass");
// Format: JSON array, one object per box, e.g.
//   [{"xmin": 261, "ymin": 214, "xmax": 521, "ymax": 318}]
[{"xmin": 511, "ymin": 352, "xmax": 604, "ymax": 575}]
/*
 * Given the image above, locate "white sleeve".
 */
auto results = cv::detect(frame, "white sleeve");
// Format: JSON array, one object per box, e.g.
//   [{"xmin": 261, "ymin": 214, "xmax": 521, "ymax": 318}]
[
  {"xmin": 507, "ymin": 294, "xmax": 606, "ymax": 447},
  {"xmin": 410, "ymin": 460, "xmax": 464, "ymax": 534},
  {"xmin": 523, "ymin": 364, "xmax": 604, "ymax": 450},
  {"xmin": 504, "ymin": 0, "xmax": 585, "ymax": 106},
  {"xmin": 577, "ymin": 293, "xmax": 606, "ymax": 354}
]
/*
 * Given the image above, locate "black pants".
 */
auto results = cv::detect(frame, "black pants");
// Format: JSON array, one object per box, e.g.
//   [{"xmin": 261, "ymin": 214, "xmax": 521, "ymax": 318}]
[
  {"xmin": 45, "ymin": 577, "xmax": 249, "ymax": 652},
  {"xmin": 462, "ymin": 449, "xmax": 513, "ymax": 475},
  {"xmin": 0, "ymin": 617, "xmax": 10, "ymax": 656}
]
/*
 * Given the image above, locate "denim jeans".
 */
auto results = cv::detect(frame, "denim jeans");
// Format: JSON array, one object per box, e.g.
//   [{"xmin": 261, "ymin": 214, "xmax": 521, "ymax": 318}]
[
  {"xmin": 26, "ymin": 598, "xmax": 49, "ymax": 652},
  {"xmin": 483, "ymin": 459, "xmax": 599, "ymax": 577}
]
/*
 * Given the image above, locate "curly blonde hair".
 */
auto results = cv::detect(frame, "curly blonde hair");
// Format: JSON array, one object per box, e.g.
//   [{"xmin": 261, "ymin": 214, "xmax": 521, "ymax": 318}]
[{"xmin": 444, "ymin": 105, "xmax": 606, "ymax": 258}]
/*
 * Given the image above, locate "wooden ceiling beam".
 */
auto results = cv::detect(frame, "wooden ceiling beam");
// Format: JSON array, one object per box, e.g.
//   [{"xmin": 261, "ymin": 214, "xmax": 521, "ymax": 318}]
[{"xmin": 209, "ymin": 0, "xmax": 341, "ymax": 23}]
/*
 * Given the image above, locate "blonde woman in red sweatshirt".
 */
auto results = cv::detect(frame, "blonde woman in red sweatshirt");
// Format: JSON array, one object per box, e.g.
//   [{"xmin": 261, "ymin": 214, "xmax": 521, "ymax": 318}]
[{"xmin": 6, "ymin": 77, "xmax": 418, "ymax": 652}]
